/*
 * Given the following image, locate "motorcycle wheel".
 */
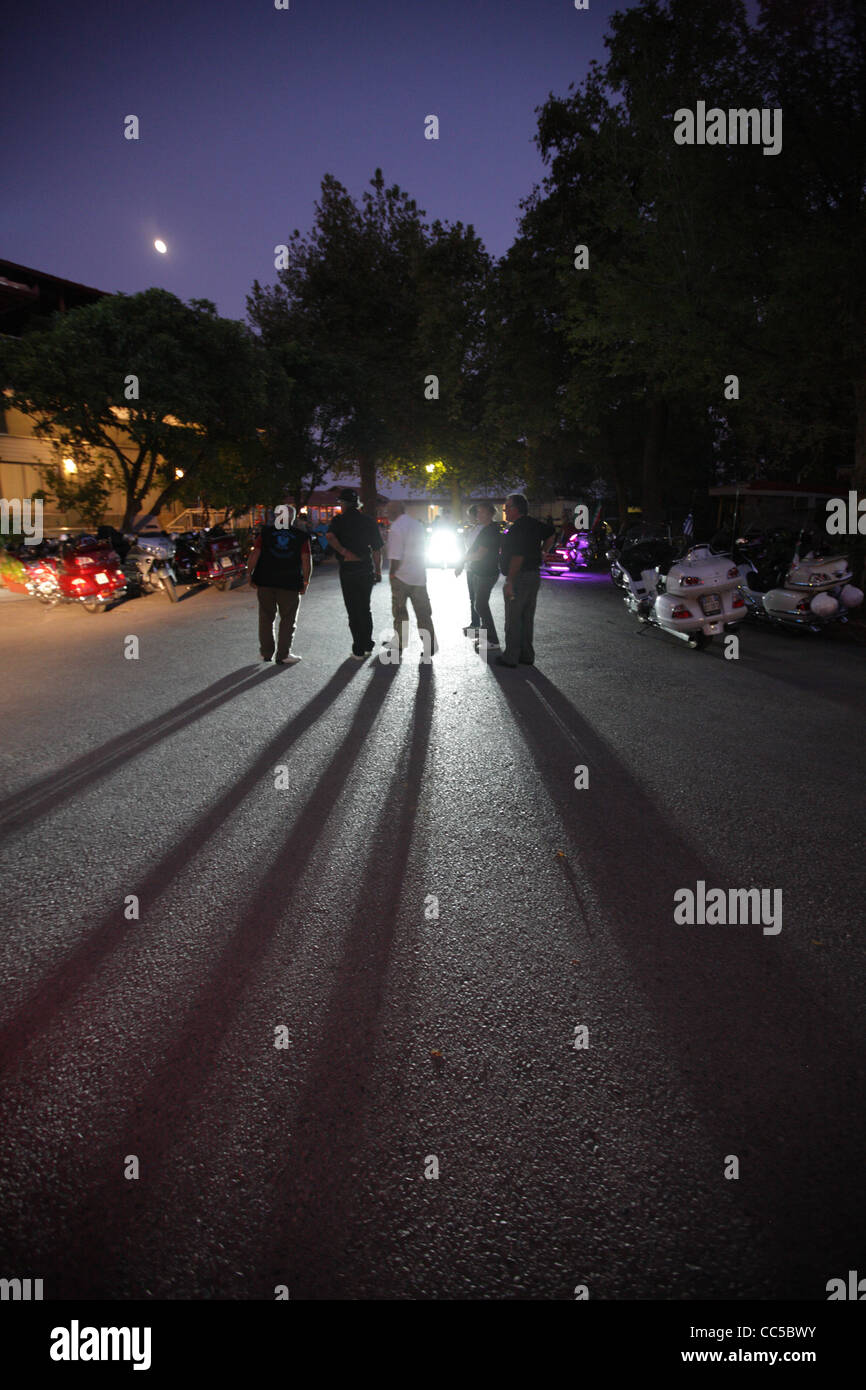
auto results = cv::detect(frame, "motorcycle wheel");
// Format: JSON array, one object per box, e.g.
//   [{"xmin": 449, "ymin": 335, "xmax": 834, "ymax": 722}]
[
  {"xmin": 83, "ymin": 600, "xmax": 105, "ymax": 614},
  {"xmin": 687, "ymin": 632, "xmax": 709, "ymax": 649},
  {"xmin": 213, "ymin": 578, "xmax": 227, "ymax": 591},
  {"xmin": 162, "ymin": 574, "xmax": 179, "ymax": 602}
]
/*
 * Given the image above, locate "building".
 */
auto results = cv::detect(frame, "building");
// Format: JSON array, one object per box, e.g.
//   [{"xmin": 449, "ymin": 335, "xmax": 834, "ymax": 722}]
[{"xmin": 0, "ymin": 258, "xmax": 179, "ymax": 535}]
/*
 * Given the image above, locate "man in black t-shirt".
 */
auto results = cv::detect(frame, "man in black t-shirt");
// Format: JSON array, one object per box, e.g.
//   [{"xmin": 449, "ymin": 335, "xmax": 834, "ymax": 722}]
[
  {"xmin": 248, "ymin": 505, "xmax": 311, "ymax": 664},
  {"xmin": 496, "ymin": 494, "xmax": 555, "ymax": 667},
  {"xmin": 326, "ymin": 488, "xmax": 384, "ymax": 658},
  {"xmin": 461, "ymin": 501, "xmax": 502, "ymax": 648}
]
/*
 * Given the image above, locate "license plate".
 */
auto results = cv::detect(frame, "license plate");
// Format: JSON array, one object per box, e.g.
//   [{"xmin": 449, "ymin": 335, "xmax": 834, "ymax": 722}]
[
  {"xmin": 700, "ymin": 593, "xmax": 722, "ymax": 616},
  {"xmin": 95, "ymin": 572, "xmax": 109, "ymax": 584},
  {"xmin": 220, "ymin": 555, "xmax": 234, "ymax": 569}
]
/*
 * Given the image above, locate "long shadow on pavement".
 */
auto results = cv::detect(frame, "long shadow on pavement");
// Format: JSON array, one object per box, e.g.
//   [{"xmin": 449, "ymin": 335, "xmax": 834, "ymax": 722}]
[
  {"xmin": 0, "ymin": 665, "xmax": 277, "ymax": 834},
  {"xmin": 489, "ymin": 663, "xmax": 866, "ymax": 1298},
  {"xmin": 1, "ymin": 660, "xmax": 404, "ymax": 1296},
  {"xmin": 257, "ymin": 665, "xmax": 436, "ymax": 1299},
  {"xmin": 0, "ymin": 662, "xmax": 366, "ymax": 1073}
]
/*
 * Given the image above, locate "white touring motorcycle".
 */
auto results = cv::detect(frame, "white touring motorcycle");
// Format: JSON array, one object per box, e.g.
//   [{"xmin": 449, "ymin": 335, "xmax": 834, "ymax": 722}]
[
  {"xmin": 733, "ymin": 529, "xmax": 864, "ymax": 633},
  {"xmin": 609, "ymin": 525, "xmax": 747, "ymax": 649}
]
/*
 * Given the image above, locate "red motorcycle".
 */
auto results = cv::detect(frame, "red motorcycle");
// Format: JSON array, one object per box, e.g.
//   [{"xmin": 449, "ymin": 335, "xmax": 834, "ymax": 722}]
[
  {"xmin": 195, "ymin": 529, "xmax": 246, "ymax": 591},
  {"xmin": 14, "ymin": 541, "xmax": 61, "ymax": 603},
  {"xmin": 53, "ymin": 536, "xmax": 127, "ymax": 613}
]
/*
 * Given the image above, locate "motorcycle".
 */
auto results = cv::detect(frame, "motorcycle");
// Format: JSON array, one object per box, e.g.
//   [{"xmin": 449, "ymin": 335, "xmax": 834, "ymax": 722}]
[
  {"xmin": 124, "ymin": 532, "xmax": 180, "ymax": 602},
  {"xmin": 544, "ymin": 529, "xmax": 593, "ymax": 572},
  {"xmin": 15, "ymin": 539, "xmax": 62, "ymax": 603},
  {"xmin": 32, "ymin": 535, "xmax": 128, "ymax": 613},
  {"xmin": 195, "ymin": 528, "xmax": 246, "ymax": 591},
  {"xmin": 609, "ymin": 525, "xmax": 747, "ymax": 649},
  {"xmin": 733, "ymin": 528, "xmax": 864, "ymax": 632},
  {"xmin": 308, "ymin": 532, "xmax": 327, "ymax": 566},
  {"xmin": 170, "ymin": 531, "xmax": 206, "ymax": 586}
]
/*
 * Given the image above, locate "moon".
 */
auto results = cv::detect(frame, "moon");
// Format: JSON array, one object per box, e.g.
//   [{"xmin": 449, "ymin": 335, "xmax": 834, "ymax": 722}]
[{"xmin": 154, "ymin": 239, "xmax": 167, "ymax": 254}]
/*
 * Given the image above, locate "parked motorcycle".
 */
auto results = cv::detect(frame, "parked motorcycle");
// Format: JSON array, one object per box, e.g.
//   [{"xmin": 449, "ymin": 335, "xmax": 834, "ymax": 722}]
[
  {"xmin": 15, "ymin": 539, "xmax": 61, "ymax": 603},
  {"xmin": 31, "ymin": 535, "xmax": 128, "ymax": 613},
  {"xmin": 195, "ymin": 528, "xmax": 246, "ymax": 591},
  {"xmin": 170, "ymin": 531, "xmax": 206, "ymax": 586},
  {"xmin": 124, "ymin": 532, "xmax": 180, "ymax": 602},
  {"xmin": 609, "ymin": 525, "xmax": 747, "ymax": 648},
  {"xmin": 733, "ymin": 528, "xmax": 864, "ymax": 632},
  {"xmin": 544, "ymin": 529, "xmax": 593, "ymax": 572}
]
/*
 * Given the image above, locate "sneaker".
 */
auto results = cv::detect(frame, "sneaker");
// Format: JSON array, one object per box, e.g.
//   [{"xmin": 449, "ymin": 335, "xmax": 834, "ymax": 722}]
[
  {"xmin": 276, "ymin": 653, "xmax": 302, "ymax": 665},
  {"xmin": 260, "ymin": 653, "xmax": 273, "ymax": 662},
  {"xmin": 350, "ymin": 652, "xmax": 366, "ymax": 660},
  {"xmin": 462, "ymin": 625, "xmax": 476, "ymax": 636},
  {"xmin": 495, "ymin": 655, "xmax": 518, "ymax": 667}
]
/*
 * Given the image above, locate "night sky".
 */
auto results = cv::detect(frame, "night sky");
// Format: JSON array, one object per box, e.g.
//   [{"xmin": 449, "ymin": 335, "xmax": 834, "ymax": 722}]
[{"xmin": 3, "ymin": 0, "xmax": 627, "ymax": 322}]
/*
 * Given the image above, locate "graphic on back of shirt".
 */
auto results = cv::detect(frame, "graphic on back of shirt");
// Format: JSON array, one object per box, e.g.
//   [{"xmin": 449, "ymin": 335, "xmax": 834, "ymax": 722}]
[{"xmin": 265, "ymin": 527, "xmax": 299, "ymax": 563}]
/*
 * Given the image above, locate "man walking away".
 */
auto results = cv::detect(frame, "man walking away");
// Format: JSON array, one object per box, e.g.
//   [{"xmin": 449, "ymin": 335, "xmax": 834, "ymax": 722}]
[
  {"xmin": 497, "ymin": 494, "xmax": 555, "ymax": 668},
  {"xmin": 326, "ymin": 488, "xmax": 383, "ymax": 658},
  {"xmin": 386, "ymin": 501, "xmax": 436, "ymax": 659},
  {"xmin": 455, "ymin": 503, "xmax": 481, "ymax": 634},
  {"xmin": 462, "ymin": 500, "xmax": 501, "ymax": 649},
  {"xmin": 248, "ymin": 505, "xmax": 310, "ymax": 664}
]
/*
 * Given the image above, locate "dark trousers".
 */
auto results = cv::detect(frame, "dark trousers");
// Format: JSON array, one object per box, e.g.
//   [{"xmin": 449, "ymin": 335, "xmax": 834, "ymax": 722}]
[
  {"xmin": 503, "ymin": 570, "xmax": 540, "ymax": 664},
  {"xmin": 466, "ymin": 571, "xmax": 480, "ymax": 627},
  {"xmin": 472, "ymin": 571, "xmax": 500, "ymax": 646},
  {"xmin": 339, "ymin": 568, "xmax": 375, "ymax": 654},
  {"xmin": 257, "ymin": 586, "xmax": 300, "ymax": 659}
]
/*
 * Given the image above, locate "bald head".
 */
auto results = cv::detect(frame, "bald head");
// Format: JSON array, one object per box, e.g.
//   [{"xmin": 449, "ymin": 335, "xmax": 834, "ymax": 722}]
[{"xmin": 387, "ymin": 500, "xmax": 405, "ymax": 521}]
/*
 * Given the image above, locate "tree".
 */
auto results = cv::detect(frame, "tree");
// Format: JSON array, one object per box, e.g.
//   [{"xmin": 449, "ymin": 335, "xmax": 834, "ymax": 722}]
[
  {"xmin": 249, "ymin": 170, "xmax": 431, "ymax": 518},
  {"xmin": 510, "ymin": 0, "xmax": 865, "ymax": 519},
  {"xmin": 382, "ymin": 218, "xmax": 503, "ymax": 512},
  {"xmin": 0, "ymin": 289, "xmax": 265, "ymax": 530}
]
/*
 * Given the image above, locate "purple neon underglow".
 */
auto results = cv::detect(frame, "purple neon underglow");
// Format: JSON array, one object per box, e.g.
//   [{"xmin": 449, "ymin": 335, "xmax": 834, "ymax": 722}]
[{"xmin": 540, "ymin": 568, "xmax": 612, "ymax": 584}]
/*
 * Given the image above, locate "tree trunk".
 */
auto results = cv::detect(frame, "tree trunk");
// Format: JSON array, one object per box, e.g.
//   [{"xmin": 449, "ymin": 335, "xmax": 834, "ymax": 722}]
[
  {"xmin": 849, "ymin": 373, "xmax": 866, "ymax": 587},
  {"xmin": 358, "ymin": 456, "xmax": 378, "ymax": 520},
  {"xmin": 450, "ymin": 475, "xmax": 462, "ymax": 520},
  {"xmin": 607, "ymin": 454, "xmax": 628, "ymax": 528},
  {"xmin": 641, "ymin": 397, "xmax": 667, "ymax": 521},
  {"xmin": 852, "ymin": 372, "xmax": 866, "ymax": 491}
]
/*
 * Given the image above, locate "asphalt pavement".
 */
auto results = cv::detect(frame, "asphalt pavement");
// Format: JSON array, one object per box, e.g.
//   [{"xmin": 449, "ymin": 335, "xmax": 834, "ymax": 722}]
[{"xmin": 0, "ymin": 563, "xmax": 864, "ymax": 1300}]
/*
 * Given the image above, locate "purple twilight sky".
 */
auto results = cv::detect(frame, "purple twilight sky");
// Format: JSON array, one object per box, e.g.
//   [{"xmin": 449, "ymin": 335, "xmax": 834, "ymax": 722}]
[{"xmin": 3, "ymin": 0, "xmax": 628, "ymax": 322}]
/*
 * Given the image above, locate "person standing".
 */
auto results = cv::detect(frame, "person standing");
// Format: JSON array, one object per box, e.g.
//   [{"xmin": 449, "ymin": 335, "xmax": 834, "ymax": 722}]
[
  {"xmin": 455, "ymin": 503, "xmax": 481, "ymax": 634},
  {"xmin": 496, "ymin": 494, "xmax": 555, "ymax": 668},
  {"xmin": 247, "ymin": 505, "xmax": 311, "ymax": 664},
  {"xmin": 386, "ymin": 501, "xmax": 436, "ymax": 659},
  {"xmin": 326, "ymin": 488, "xmax": 383, "ymax": 659},
  {"xmin": 462, "ymin": 500, "xmax": 502, "ymax": 649}
]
